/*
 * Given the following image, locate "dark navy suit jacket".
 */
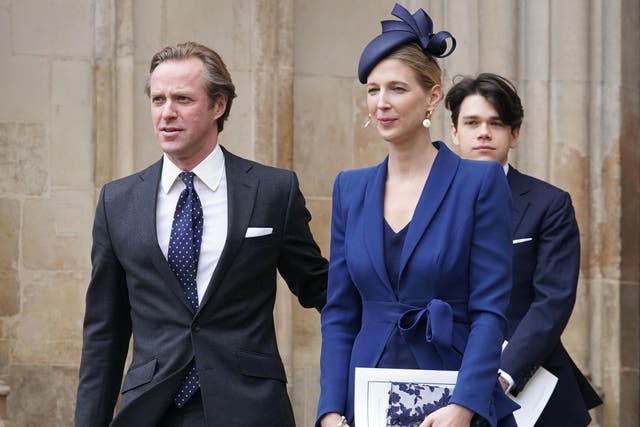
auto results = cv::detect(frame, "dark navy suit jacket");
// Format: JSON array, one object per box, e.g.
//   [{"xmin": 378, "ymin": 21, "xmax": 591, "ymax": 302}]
[
  {"xmin": 317, "ymin": 142, "xmax": 518, "ymax": 427},
  {"xmin": 75, "ymin": 147, "xmax": 328, "ymax": 427},
  {"xmin": 502, "ymin": 166, "xmax": 602, "ymax": 426}
]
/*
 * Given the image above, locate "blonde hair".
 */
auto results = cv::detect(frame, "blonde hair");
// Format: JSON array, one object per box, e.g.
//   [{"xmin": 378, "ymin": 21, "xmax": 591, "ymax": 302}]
[{"xmin": 386, "ymin": 43, "xmax": 442, "ymax": 91}]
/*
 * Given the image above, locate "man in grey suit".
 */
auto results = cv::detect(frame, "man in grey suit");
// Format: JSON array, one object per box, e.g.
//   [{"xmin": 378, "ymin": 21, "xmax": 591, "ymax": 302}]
[{"xmin": 75, "ymin": 41, "xmax": 328, "ymax": 427}]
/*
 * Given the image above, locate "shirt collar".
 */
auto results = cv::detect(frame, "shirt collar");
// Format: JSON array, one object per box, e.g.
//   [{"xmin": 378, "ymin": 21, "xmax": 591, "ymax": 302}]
[
  {"xmin": 503, "ymin": 163, "xmax": 510, "ymax": 175},
  {"xmin": 160, "ymin": 144, "xmax": 225, "ymax": 194}
]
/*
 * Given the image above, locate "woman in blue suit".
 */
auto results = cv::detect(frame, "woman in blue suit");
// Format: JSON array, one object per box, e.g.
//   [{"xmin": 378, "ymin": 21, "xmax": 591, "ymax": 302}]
[{"xmin": 317, "ymin": 5, "xmax": 518, "ymax": 427}]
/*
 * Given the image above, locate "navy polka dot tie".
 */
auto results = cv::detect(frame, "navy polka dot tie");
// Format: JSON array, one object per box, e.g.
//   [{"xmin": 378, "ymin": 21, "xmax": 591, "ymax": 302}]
[{"xmin": 167, "ymin": 171, "xmax": 203, "ymax": 408}]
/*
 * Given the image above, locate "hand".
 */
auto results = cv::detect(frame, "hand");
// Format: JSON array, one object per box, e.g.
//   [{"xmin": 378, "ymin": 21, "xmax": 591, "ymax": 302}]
[
  {"xmin": 498, "ymin": 375, "xmax": 510, "ymax": 392},
  {"xmin": 320, "ymin": 412, "xmax": 350, "ymax": 427},
  {"xmin": 419, "ymin": 403, "xmax": 474, "ymax": 427}
]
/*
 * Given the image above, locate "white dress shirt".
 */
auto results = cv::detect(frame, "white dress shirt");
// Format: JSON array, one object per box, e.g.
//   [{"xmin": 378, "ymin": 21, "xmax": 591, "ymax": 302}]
[{"xmin": 156, "ymin": 144, "xmax": 228, "ymax": 304}]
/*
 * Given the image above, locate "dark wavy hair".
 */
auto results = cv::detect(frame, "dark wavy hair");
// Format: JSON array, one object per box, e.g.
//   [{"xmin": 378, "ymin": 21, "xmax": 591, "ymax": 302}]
[
  {"xmin": 445, "ymin": 73, "xmax": 524, "ymax": 131},
  {"xmin": 145, "ymin": 41, "xmax": 237, "ymax": 133}
]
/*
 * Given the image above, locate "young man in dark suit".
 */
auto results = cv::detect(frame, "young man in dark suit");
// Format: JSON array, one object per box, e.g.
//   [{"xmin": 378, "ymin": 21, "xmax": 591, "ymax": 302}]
[
  {"xmin": 75, "ymin": 42, "xmax": 328, "ymax": 427},
  {"xmin": 445, "ymin": 73, "xmax": 602, "ymax": 426}
]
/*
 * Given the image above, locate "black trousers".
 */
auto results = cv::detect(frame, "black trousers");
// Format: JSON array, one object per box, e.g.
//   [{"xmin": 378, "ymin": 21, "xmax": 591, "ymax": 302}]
[{"xmin": 157, "ymin": 390, "xmax": 206, "ymax": 427}]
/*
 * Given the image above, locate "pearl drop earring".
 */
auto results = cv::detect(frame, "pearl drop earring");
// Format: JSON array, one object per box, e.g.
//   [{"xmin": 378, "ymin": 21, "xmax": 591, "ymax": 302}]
[
  {"xmin": 363, "ymin": 114, "xmax": 372, "ymax": 128},
  {"xmin": 422, "ymin": 110, "xmax": 433, "ymax": 128}
]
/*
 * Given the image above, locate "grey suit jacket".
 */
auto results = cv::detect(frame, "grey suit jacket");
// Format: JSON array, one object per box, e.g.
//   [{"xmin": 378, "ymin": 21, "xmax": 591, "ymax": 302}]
[{"xmin": 75, "ymin": 146, "xmax": 328, "ymax": 427}]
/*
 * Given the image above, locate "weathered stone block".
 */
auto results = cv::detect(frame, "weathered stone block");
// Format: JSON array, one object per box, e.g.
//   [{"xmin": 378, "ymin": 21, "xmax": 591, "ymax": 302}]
[
  {"xmin": 133, "ymin": 0, "xmax": 162, "ymax": 63},
  {"xmin": 0, "ymin": 57, "xmax": 49, "ymax": 121},
  {"xmin": 620, "ymin": 283, "xmax": 640, "ymax": 370},
  {"xmin": 292, "ymin": 366, "xmax": 320, "ymax": 427},
  {"xmin": 165, "ymin": 0, "xmax": 252, "ymax": 71},
  {"xmin": 23, "ymin": 190, "xmax": 93, "ymax": 271},
  {"xmin": 0, "ymin": 123, "xmax": 47, "ymax": 197},
  {"xmin": 295, "ymin": 0, "xmax": 389, "ymax": 77},
  {"xmin": 294, "ymin": 76, "xmax": 353, "ymax": 198},
  {"xmin": 11, "ymin": 0, "xmax": 92, "ymax": 57},
  {"xmin": 228, "ymin": 70, "xmax": 256, "ymax": 160},
  {"xmin": 10, "ymin": 271, "xmax": 86, "ymax": 365},
  {"xmin": 133, "ymin": 62, "xmax": 161, "ymax": 171},
  {"xmin": 0, "ymin": 199, "xmax": 19, "ymax": 316},
  {"xmin": 0, "ymin": 2, "xmax": 9, "ymax": 57},
  {"xmin": 292, "ymin": 303, "xmax": 321, "ymax": 367},
  {"xmin": 0, "ymin": 340, "xmax": 9, "ymax": 376},
  {"xmin": 8, "ymin": 365, "xmax": 78, "ymax": 427},
  {"xmin": 304, "ymin": 197, "xmax": 331, "ymax": 258},
  {"xmin": 51, "ymin": 60, "xmax": 94, "ymax": 188}
]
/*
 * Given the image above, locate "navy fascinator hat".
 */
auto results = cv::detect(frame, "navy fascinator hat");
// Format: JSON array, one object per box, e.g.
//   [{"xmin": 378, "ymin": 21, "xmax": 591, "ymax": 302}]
[{"xmin": 358, "ymin": 3, "xmax": 456, "ymax": 83}]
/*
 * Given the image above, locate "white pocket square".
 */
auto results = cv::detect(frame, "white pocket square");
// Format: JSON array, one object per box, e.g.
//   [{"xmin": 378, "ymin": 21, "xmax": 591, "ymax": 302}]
[
  {"xmin": 245, "ymin": 227, "xmax": 273, "ymax": 238},
  {"xmin": 513, "ymin": 237, "xmax": 533, "ymax": 244}
]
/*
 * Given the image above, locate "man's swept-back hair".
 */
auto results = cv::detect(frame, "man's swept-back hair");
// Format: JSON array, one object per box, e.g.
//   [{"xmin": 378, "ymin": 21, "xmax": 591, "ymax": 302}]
[
  {"xmin": 445, "ymin": 73, "xmax": 524, "ymax": 131},
  {"xmin": 145, "ymin": 41, "xmax": 237, "ymax": 133}
]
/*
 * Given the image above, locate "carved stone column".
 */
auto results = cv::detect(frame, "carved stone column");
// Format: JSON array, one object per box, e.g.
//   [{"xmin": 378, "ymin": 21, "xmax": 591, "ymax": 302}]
[{"xmin": 0, "ymin": 380, "xmax": 9, "ymax": 424}]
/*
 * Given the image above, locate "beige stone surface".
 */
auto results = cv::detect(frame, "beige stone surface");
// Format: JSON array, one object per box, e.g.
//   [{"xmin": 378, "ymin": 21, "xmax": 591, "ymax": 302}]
[
  {"xmin": 293, "ymin": 76, "xmax": 354, "ymax": 197},
  {"xmin": 0, "ymin": 56, "xmax": 49, "ymax": 121},
  {"xmin": 0, "ymin": 200, "xmax": 19, "ymax": 317},
  {"xmin": 292, "ymin": 365, "xmax": 320, "ymax": 426},
  {"xmin": 9, "ymin": 271, "xmax": 86, "ymax": 365},
  {"xmin": 222, "ymin": 70, "xmax": 253, "ymax": 161},
  {"xmin": 51, "ymin": 60, "xmax": 94, "ymax": 188},
  {"xmin": 22, "ymin": 190, "xmax": 93, "ymax": 271},
  {"xmin": 477, "ymin": 0, "xmax": 518, "ymax": 77},
  {"xmin": 521, "ymin": 1, "xmax": 551, "ymax": 81},
  {"xmin": 445, "ymin": 0, "xmax": 480, "ymax": 74},
  {"xmin": 0, "ymin": 122, "xmax": 48, "ymax": 196},
  {"xmin": 550, "ymin": 0, "xmax": 590, "ymax": 81},
  {"xmin": 133, "ymin": 61, "xmax": 161, "ymax": 171},
  {"xmin": 133, "ymin": 0, "xmax": 162, "ymax": 63},
  {"xmin": 7, "ymin": 365, "xmax": 77, "ymax": 427},
  {"xmin": 11, "ymin": 0, "xmax": 92, "ymax": 57},
  {"xmin": 0, "ymin": 2, "xmax": 9, "ymax": 57},
  {"xmin": 517, "ymin": 79, "xmax": 551, "ymax": 179},
  {"xmin": 0, "ymin": 339, "xmax": 8, "ymax": 377},
  {"xmin": 165, "ymin": 0, "xmax": 252, "ymax": 71},
  {"xmin": 94, "ymin": 60, "xmax": 115, "ymax": 187},
  {"xmin": 294, "ymin": 0, "xmax": 389, "ymax": 78}
]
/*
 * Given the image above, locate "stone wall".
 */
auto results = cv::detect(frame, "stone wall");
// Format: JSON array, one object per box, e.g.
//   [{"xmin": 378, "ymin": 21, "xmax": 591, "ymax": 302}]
[{"xmin": 0, "ymin": 1, "xmax": 637, "ymax": 426}]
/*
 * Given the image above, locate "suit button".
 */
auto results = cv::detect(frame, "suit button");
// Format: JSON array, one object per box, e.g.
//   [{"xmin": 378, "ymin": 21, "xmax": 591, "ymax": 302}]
[{"xmin": 192, "ymin": 323, "xmax": 201, "ymax": 332}]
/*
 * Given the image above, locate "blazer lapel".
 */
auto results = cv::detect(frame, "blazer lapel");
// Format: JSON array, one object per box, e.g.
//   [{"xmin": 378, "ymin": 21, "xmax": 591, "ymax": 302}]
[
  {"xmin": 363, "ymin": 158, "xmax": 393, "ymax": 289},
  {"xmin": 137, "ymin": 159, "xmax": 194, "ymax": 312},
  {"xmin": 198, "ymin": 147, "xmax": 258, "ymax": 311},
  {"xmin": 400, "ymin": 142, "xmax": 460, "ymax": 275},
  {"xmin": 507, "ymin": 166, "xmax": 532, "ymax": 234}
]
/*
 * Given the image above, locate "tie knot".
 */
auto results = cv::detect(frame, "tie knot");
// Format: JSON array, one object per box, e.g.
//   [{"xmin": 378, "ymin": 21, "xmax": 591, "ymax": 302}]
[{"xmin": 179, "ymin": 171, "xmax": 196, "ymax": 189}]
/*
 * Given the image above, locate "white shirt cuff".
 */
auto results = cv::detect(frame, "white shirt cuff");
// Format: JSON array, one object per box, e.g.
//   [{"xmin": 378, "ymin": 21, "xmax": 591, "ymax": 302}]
[{"xmin": 498, "ymin": 369, "xmax": 515, "ymax": 393}]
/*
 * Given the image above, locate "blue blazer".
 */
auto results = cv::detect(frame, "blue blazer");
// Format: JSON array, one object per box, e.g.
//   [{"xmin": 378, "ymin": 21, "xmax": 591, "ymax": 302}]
[
  {"xmin": 502, "ymin": 166, "xmax": 602, "ymax": 426},
  {"xmin": 317, "ymin": 142, "xmax": 518, "ymax": 427}
]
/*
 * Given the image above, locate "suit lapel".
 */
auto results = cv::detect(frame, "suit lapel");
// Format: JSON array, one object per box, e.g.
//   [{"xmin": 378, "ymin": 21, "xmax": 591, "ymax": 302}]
[
  {"xmin": 137, "ymin": 159, "xmax": 194, "ymax": 312},
  {"xmin": 198, "ymin": 147, "xmax": 258, "ymax": 311},
  {"xmin": 363, "ymin": 158, "xmax": 393, "ymax": 289},
  {"xmin": 400, "ymin": 142, "xmax": 460, "ymax": 275},
  {"xmin": 507, "ymin": 166, "xmax": 532, "ymax": 234}
]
